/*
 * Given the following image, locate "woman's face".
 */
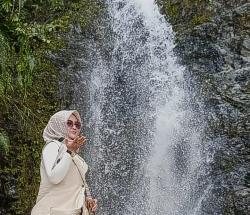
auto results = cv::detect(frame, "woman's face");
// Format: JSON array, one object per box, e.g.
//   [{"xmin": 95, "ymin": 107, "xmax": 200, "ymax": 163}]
[{"xmin": 66, "ymin": 114, "xmax": 81, "ymax": 140}]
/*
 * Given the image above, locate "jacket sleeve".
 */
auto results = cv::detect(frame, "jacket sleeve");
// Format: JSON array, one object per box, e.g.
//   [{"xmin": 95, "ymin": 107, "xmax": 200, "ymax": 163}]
[{"xmin": 42, "ymin": 142, "xmax": 72, "ymax": 184}]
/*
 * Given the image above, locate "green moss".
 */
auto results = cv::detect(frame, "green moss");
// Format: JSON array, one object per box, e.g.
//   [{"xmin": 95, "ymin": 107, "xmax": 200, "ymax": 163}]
[
  {"xmin": 190, "ymin": 15, "xmax": 211, "ymax": 27},
  {"xmin": 221, "ymin": 159, "xmax": 237, "ymax": 173},
  {"xmin": 165, "ymin": 3, "xmax": 179, "ymax": 21},
  {"xmin": 157, "ymin": 0, "xmax": 213, "ymax": 31},
  {"xmin": 157, "ymin": 0, "xmax": 180, "ymax": 23},
  {"xmin": 0, "ymin": 131, "xmax": 10, "ymax": 155}
]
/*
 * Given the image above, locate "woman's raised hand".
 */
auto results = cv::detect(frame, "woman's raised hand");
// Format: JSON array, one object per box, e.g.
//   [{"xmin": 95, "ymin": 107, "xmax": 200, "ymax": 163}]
[
  {"xmin": 65, "ymin": 136, "xmax": 87, "ymax": 152},
  {"xmin": 86, "ymin": 197, "xmax": 98, "ymax": 213}
]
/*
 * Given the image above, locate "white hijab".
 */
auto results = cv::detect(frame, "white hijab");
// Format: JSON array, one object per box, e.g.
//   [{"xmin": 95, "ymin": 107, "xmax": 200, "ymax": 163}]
[{"xmin": 43, "ymin": 110, "xmax": 81, "ymax": 143}]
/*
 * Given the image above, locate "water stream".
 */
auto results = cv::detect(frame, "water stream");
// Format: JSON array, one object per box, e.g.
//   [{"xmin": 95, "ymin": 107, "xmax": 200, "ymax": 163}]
[{"xmin": 79, "ymin": 1, "xmax": 214, "ymax": 214}]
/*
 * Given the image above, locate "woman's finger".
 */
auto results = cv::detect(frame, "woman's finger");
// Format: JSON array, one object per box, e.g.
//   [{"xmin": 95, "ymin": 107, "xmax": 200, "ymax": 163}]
[
  {"xmin": 92, "ymin": 199, "xmax": 97, "ymax": 211},
  {"xmin": 78, "ymin": 136, "xmax": 85, "ymax": 143},
  {"xmin": 92, "ymin": 206, "xmax": 97, "ymax": 212},
  {"xmin": 77, "ymin": 137, "xmax": 87, "ymax": 145}
]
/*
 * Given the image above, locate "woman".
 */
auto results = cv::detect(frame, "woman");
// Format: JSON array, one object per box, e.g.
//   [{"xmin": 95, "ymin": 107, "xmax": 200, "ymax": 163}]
[{"xmin": 31, "ymin": 110, "xmax": 97, "ymax": 215}]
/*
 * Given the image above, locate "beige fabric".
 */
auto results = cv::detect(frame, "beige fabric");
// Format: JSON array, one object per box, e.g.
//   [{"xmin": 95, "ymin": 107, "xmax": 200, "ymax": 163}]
[
  {"xmin": 50, "ymin": 207, "xmax": 85, "ymax": 215},
  {"xmin": 43, "ymin": 110, "xmax": 81, "ymax": 143},
  {"xmin": 31, "ymin": 142, "xmax": 89, "ymax": 215}
]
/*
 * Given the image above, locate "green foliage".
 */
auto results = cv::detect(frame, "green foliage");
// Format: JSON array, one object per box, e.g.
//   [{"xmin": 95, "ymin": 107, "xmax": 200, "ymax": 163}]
[{"xmin": 0, "ymin": 0, "xmax": 101, "ymax": 214}]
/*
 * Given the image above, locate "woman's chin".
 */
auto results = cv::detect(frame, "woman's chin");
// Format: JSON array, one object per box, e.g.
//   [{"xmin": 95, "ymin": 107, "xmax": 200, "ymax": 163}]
[{"xmin": 69, "ymin": 134, "xmax": 77, "ymax": 140}]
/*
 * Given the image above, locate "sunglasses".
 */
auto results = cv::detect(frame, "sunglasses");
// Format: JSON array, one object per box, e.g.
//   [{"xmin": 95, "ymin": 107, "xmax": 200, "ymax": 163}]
[{"xmin": 67, "ymin": 120, "xmax": 81, "ymax": 129}]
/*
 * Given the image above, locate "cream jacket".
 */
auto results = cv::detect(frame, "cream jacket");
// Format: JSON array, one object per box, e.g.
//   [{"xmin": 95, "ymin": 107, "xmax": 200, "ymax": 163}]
[{"xmin": 31, "ymin": 141, "xmax": 89, "ymax": 215}]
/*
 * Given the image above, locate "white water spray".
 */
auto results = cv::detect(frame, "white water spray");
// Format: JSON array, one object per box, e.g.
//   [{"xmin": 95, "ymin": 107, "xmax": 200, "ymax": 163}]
[{"xmin": 85, "ymin": 1, "xmax": 212, "ymax": 214}]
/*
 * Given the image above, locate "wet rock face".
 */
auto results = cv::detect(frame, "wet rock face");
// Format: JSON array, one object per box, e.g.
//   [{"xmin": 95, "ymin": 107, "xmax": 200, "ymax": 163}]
[{"xmin": 158, "ymin": 0, "xmax": 250, "ymax": 214}]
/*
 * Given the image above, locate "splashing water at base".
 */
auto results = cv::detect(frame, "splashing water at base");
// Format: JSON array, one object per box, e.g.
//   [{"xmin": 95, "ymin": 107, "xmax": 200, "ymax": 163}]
[{"xmin": 83, "ymin": 1, "xmax": 214, "ymax": 215}]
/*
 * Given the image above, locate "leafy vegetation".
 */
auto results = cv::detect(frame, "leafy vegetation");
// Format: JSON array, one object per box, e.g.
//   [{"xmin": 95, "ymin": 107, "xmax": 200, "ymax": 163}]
[{"xmin": 0, "ymin": 0, "xmax": 101, "ymax": 214}]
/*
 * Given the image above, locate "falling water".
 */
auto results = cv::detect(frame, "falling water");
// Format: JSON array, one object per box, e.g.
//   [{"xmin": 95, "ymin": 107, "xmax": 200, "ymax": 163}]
[{"xmin": 81, "ymin": 0, "xmax": 213, "ymax": 214}]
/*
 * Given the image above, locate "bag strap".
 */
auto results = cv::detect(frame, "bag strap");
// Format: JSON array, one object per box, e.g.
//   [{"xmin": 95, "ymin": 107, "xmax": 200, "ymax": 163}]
[
  {"xmin": 72, "ymin": 157, "xmax": 86, "ymax": 185},
  {"xmin": 72, "ymin": 157, "xmax": 96, "ymax": 214}
]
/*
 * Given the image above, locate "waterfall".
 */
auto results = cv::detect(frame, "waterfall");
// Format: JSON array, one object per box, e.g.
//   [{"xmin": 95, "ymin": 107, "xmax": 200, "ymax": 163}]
[{"xmin": 81, "ymin": 0, "xmax": 213, "ymax": 214}]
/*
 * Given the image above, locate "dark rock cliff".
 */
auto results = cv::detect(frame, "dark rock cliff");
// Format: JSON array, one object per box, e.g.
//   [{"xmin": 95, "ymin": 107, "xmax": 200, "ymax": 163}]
[{"xmin": 157, "ymin": 0, "xmax": 249, "ymax": 214}]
